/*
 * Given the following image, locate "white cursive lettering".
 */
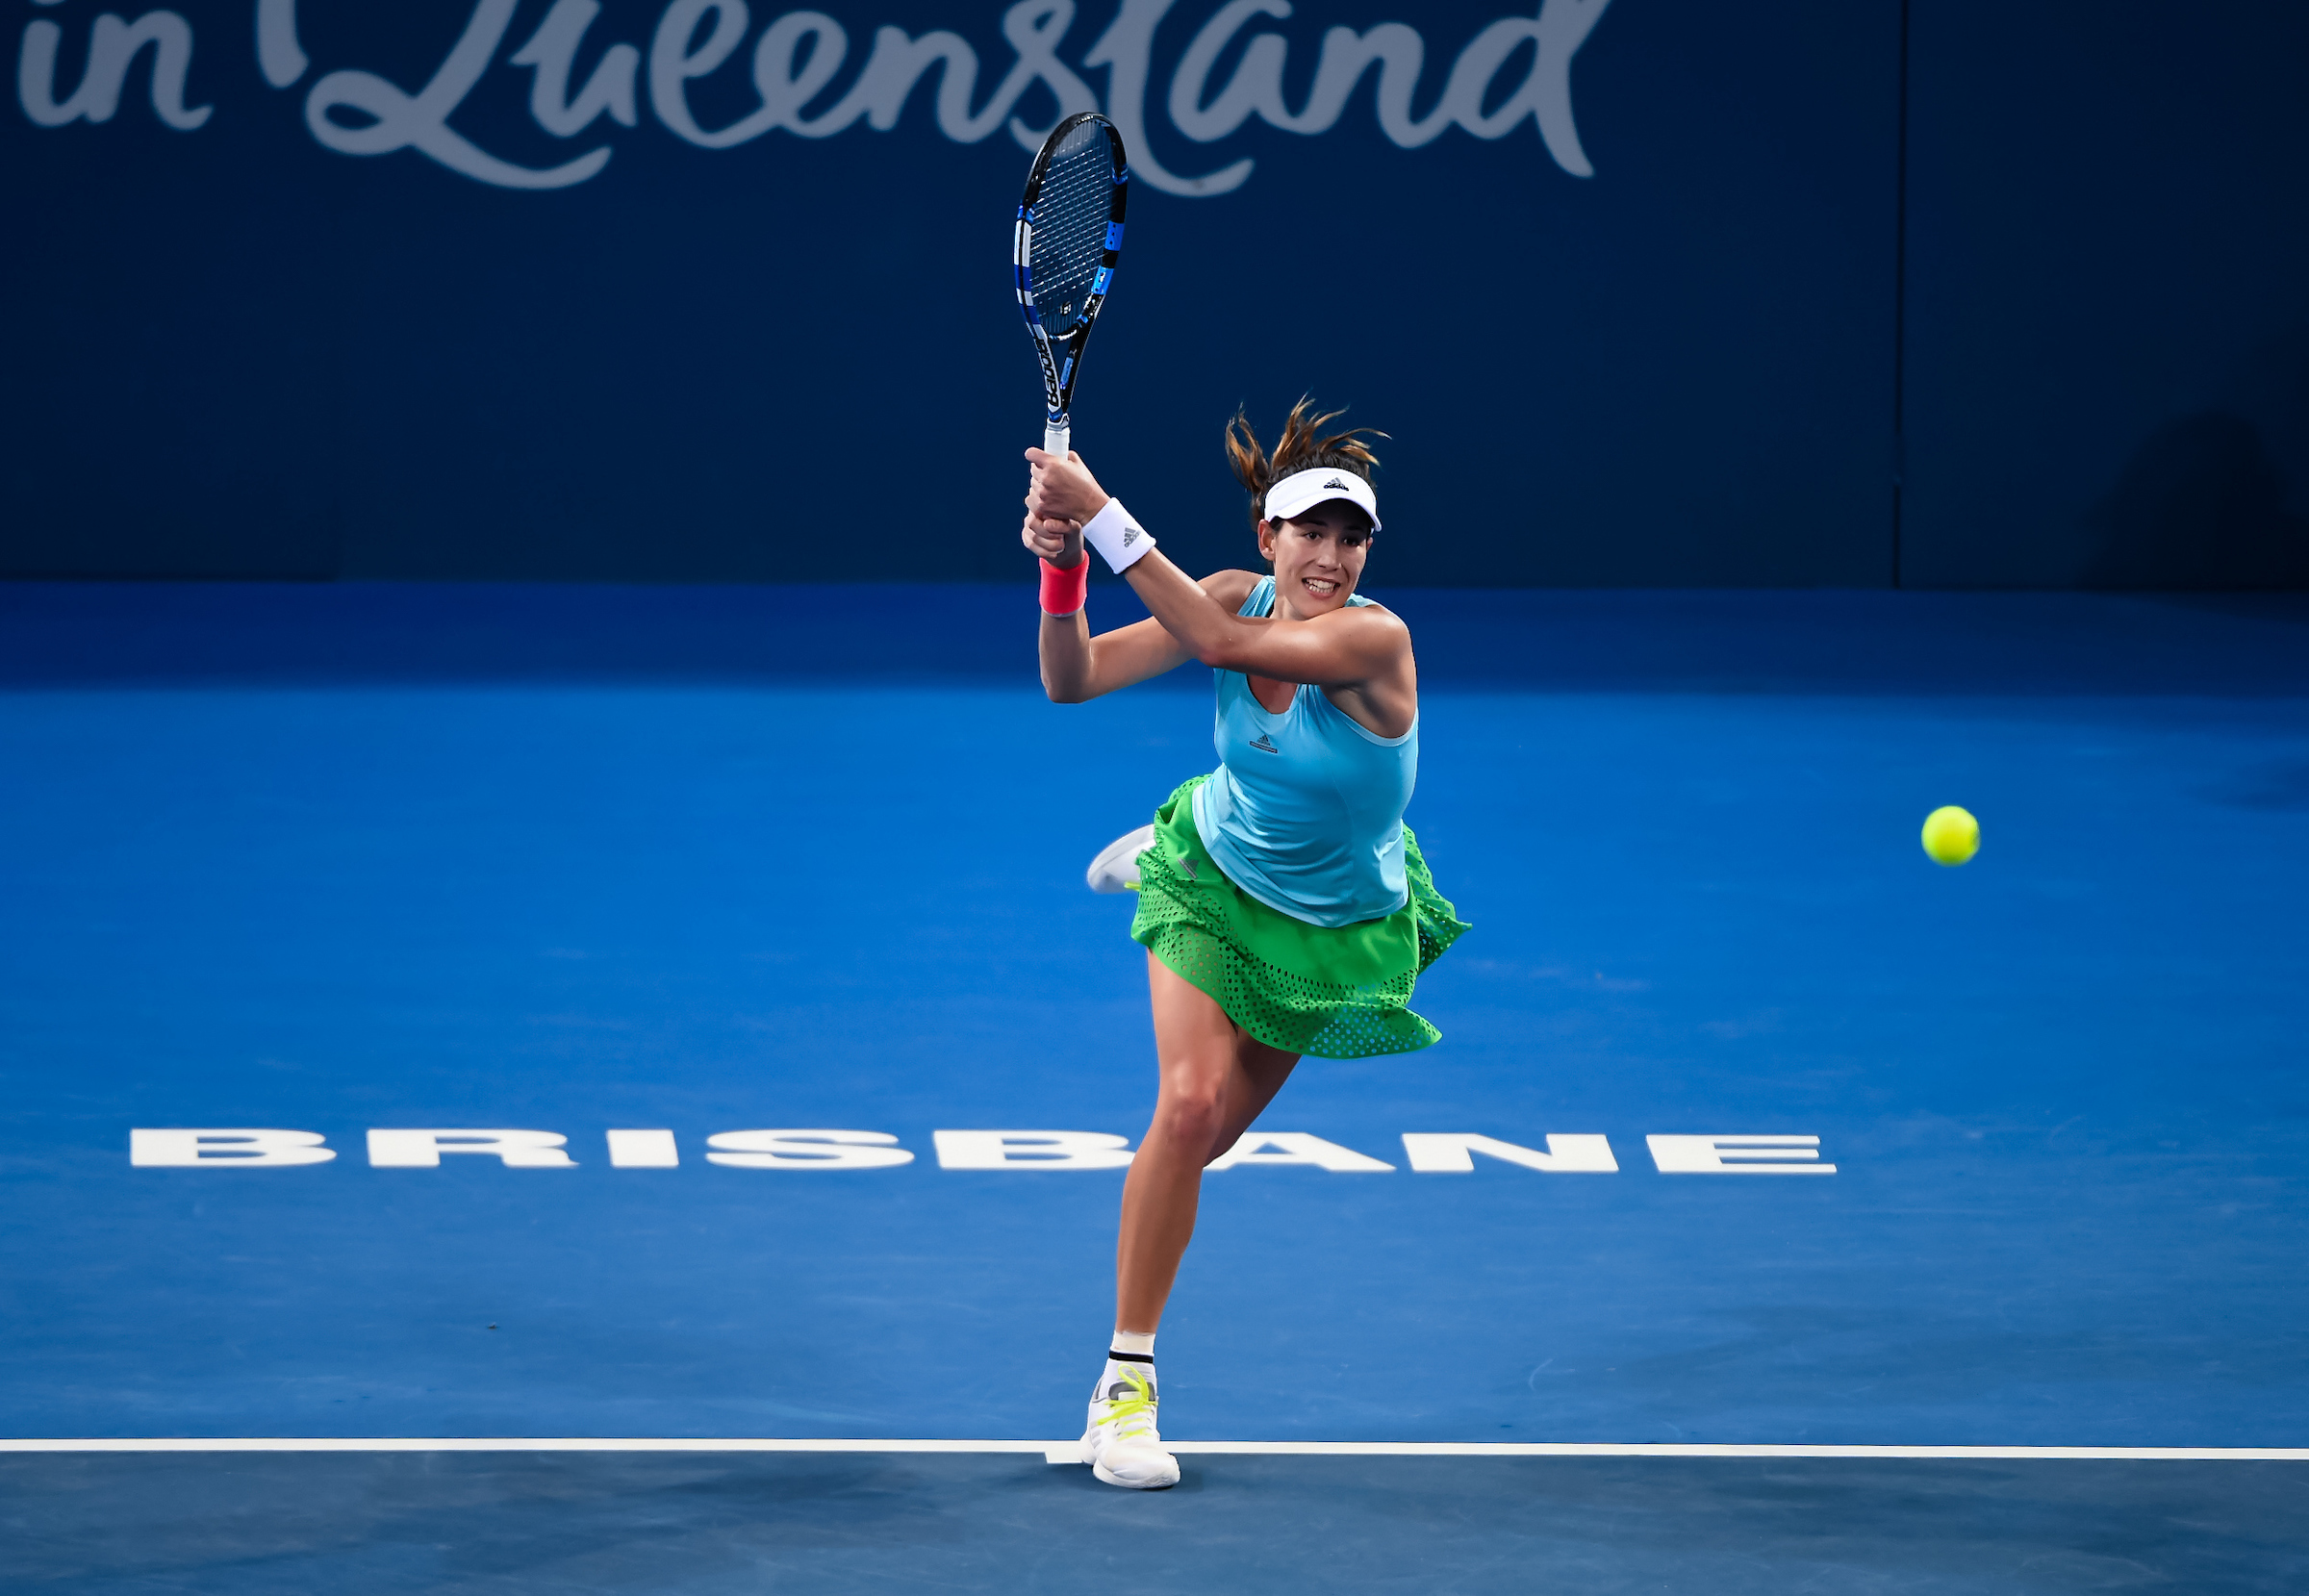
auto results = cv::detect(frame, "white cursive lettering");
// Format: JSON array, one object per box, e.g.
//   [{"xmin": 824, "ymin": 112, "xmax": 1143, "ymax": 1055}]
[
  {"xmin": 510, "ymin": 0, "xmax": 639, "ymax": 137},
  {"xmin": 16, "ymin": 2, "xmax": 1618, "ymax": 199},
  {"xmin": 983, "ymin": 0, "xmax": 1102, "ymax": 150},
  {"xmin": 1172, "ymin": 5, "xmax": 1446, "ymax": 145},
  {"xmin": 1291, "ymin": 24, "xmax": 1437, "ymax": 144},
  {"xmin": 256, "ymin": 0, "xmax": 304, "ymax": 89},
  {"xmin": 1168, "ymin": 0, "xmax": 1284, "ymax": 143},
  {"xmin": 648, "ymin": 0, "xmax": 843, "ymax": 147},
  {"xmin": 651, "ymin": 0, "xmax": 1093, "ymax": 150},
  {"xmin": 649, "ymin": 0, "xmax": 750, "ymax": 146},
  {"xmin": 305, "ymin": 0, "xmax": 610, "ymax": 188},
  {"xmin": 1169, "ymin": 0, "xmax": 1610, "ymax": 165},
  {"xmin": 1446, "ymin": 0, "xmax": 1611, "ymax": 174},
  {"xmin": 1086, "ymin": 0, "xmax": 1251, "ymax": 196},
  {"xmin": 750, "ymin": 10, "xmax": 849, "ymax": 137},
  {"xmin": 776, "ymin": 1, "xmax": 1096, "ymax": 147},
  {"xmin": 19, "ymin": 9, "xmax": 211, "ymax": 130}
]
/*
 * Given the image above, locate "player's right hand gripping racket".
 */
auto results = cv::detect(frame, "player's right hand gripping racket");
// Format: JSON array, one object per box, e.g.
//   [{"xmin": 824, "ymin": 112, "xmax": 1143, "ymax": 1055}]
[{"xmin": 1016, "ymin": 113, "xmax": 1128, "ymax": 461}]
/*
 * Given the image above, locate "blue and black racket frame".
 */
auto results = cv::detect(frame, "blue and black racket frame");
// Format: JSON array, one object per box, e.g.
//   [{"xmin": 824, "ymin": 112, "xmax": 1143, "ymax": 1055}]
[{"xmin": 1015, "ymin": 112, "xmax": 1129, "ymax": 461}]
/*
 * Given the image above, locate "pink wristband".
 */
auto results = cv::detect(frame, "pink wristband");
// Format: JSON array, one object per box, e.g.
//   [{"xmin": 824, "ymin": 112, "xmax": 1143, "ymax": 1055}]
[{"xmin": 1039, "ymin": 553, "xmax": 1088, "ymax": 617}]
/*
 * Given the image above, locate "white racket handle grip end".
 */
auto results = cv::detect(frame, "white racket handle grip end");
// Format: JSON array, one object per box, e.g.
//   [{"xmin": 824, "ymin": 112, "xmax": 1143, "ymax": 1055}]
[{"xmin": 1043, "ymin": 424, "xmax": 1071, "ymax": 459}]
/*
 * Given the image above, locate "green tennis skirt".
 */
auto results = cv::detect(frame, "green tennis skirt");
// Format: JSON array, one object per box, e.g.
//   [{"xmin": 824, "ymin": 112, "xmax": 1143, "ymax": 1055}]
[{"xmin": 1129, "ymin": 775, "xmax": 1470, "ymax": 1059}]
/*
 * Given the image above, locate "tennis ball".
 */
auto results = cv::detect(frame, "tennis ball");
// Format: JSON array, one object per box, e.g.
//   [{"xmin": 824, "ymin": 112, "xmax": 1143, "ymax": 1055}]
[{"xmin": 1920, "ymin": 805, "xmax": 1980, "ymax": 866}]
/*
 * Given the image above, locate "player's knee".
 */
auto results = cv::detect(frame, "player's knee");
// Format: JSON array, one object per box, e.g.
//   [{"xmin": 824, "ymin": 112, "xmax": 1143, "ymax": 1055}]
[{"xmin": 1152, "ymin": 1081, "xmax": 1227, "ymax": 1145}]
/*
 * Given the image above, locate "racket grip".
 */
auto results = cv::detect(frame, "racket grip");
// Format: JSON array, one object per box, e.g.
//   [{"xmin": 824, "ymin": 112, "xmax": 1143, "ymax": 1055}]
[{"xmin": 1043, "ymin": 423, "xmax": 1071, "ymax": 460}]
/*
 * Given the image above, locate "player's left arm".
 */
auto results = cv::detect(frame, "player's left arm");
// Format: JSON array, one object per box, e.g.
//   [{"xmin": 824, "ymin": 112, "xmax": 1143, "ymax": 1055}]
[
  {"xmin": 1127, "ymin": 551, "xmax": 1408, "ymax": 687},
  {"xmin": 1025, "ymin": 448, "xmax": 1410, "ymax": 690}
]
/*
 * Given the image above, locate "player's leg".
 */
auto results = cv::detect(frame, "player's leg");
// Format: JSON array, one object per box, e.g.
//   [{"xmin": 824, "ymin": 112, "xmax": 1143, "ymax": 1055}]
[
  {"xmin": 1207, "ymin": 1027, "xmax": 1299, "ymax": 1162},
  {"xmin": 1083, "ymin": 954, "xmax": 1298, "ymax": 1490},
  {"xmin": 1117, "ymin": 951, "xmax": 1298, "ymax": 1330}
]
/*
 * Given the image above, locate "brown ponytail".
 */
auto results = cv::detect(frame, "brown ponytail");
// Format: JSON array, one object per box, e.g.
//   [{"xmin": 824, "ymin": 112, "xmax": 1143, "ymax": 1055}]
[{"xmin": 1224, "ymin": 397, "xmax": 1385, "ymax": 532}]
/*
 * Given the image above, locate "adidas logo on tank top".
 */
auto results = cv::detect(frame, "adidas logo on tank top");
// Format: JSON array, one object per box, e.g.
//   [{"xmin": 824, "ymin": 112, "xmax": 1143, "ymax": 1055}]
[{"xmin": 1248, "ymin": 732, "xmax": 1280, "ymax": 753}]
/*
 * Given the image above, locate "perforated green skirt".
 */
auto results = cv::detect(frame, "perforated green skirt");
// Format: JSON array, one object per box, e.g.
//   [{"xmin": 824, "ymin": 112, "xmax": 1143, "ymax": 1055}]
[{"xmin": 1129, "ymin": 775, "xmax": 1470, "ymax": 1059}]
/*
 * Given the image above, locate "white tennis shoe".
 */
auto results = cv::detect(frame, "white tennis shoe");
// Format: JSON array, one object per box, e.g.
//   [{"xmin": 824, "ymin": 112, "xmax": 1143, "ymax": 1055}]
[
  {"xmin": 1081, "ymin": 1358, "xmax": 1180, "ymax": 1489},
  {"xmin": 1085, "ymin": 823, "xmax": 1157, "ymax": 895}
]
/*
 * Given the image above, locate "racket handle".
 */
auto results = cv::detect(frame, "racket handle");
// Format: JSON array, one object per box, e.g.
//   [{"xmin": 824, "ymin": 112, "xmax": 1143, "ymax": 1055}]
[{"xmin": 1043, "ymin": 422, "xmax": 1071, "ymax": 460}]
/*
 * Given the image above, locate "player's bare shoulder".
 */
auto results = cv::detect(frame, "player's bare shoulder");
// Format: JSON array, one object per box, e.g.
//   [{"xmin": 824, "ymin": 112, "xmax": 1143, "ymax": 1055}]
[
  {"xmin": 1198, "ymin": 569, "xmax": 1265, "ymax": 610},
  {"xmin": 1342, "ymin": 599, "xmax": 1412, "ymax": 663}
]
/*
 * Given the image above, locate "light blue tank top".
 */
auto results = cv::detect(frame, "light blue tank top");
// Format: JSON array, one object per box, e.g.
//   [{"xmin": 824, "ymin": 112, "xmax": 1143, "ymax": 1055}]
[{"xmin": 1190, "ymin": 577, "xmax": 1417, "ymax": 927}]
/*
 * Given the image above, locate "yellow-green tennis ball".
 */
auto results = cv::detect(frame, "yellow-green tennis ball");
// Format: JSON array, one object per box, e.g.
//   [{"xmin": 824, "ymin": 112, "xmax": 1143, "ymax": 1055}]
[{"xmin": 1921, "ymin": 805, "xmax": 1980, "ymax": 866}]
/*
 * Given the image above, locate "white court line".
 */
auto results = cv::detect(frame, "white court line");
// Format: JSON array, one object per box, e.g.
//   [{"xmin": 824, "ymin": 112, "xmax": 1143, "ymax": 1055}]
[{"xmin": 2, "ymin": 1439, "xmax": 2304, "ymax": 1463}]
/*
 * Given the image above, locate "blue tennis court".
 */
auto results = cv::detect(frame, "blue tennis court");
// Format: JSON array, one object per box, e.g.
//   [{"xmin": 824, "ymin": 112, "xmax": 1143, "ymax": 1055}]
[{"xmin": 4, "ymin": 582, "xmax": 2306, "ymax": 1590}]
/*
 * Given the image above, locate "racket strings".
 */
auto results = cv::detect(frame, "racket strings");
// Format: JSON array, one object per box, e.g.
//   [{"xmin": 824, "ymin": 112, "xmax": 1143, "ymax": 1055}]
[{"xmin": 1028, "ymin": 130, "xmax": 1116, "ymax": 338}]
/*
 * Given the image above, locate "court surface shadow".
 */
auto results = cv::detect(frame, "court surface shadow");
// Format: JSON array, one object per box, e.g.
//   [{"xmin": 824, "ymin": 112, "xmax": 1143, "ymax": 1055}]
[{"xmin": 5, "ymin": 1454, "xmax": 2306, "ymax": 1594}]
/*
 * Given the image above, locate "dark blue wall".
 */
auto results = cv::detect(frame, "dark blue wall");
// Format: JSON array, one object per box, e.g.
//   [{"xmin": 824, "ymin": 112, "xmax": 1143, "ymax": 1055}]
[
  {"xmin": 0, "ymin": 1, "xmax": 2299, "ymax": 587},
  {"xmin": 1903, "ymin": 0, "xmax": 2309, "ymax": 590},
  {"xmin": 0, "ymin": 0, "xmax": 1898, "ymax": 584}
]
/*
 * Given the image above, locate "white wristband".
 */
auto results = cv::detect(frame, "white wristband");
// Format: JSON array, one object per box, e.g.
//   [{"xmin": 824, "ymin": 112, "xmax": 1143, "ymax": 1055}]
[{"xmin": 1080, "ymin": 497, "xmax": 1155, "ymax": 573}]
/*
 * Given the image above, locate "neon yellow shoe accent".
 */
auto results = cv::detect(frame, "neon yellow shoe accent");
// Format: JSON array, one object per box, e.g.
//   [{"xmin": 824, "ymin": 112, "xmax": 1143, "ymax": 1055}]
[
  {"xmin": 1102, "ymin": 1363, "xmax": 1156, "ymax": 1436},
  {"xmin": 1084, "ymin": 1359, "xmax": 1178, "ymax": 1488}
]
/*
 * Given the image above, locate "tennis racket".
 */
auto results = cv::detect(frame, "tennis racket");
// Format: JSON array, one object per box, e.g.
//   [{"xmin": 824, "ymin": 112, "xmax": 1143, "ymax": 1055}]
[{"xmin": 1016, "ymin": 112, "xmax": 1128, "ymax": 461}]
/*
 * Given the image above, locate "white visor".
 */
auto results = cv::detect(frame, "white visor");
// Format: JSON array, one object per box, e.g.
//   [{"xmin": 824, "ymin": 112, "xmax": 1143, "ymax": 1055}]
[{"xmin": 1263, "ymin": 467, "xmax": 1380, "ymax": 532}]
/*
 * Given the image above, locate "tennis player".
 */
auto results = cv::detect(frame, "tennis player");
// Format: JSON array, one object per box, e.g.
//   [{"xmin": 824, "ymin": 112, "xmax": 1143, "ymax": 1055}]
[{"xmin": 1021, "ymin": 401, "xmax": 1469, "ymax": 1490}]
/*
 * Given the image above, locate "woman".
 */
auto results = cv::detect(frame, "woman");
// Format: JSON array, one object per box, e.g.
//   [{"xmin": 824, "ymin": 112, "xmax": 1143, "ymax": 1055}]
[{"xmin": 1022, "ymin": 401, "xmax": 1468, "ymax": 1490}]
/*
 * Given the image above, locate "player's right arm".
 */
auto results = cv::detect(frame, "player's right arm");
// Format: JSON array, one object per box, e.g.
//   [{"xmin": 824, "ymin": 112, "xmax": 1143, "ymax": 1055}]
[{"xmin": 1026, "ymin": 510, "xmax": 1256, "ymax": 702}]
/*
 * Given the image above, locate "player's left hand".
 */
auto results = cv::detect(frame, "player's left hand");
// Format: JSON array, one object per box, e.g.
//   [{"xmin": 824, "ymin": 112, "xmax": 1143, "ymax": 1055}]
[
  {"xmin": 1025, "ymin": 448, "xmax": 1111, "ymax": 528},
  {"xmin": 1022, "ymin": 508, "xmax": 1083, "ymax": 568}
]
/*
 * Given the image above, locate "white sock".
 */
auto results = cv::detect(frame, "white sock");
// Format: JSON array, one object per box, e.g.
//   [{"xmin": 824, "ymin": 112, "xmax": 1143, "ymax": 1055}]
[{"xmin": 1109, "ymin": 1330, "xmax": 1155, "ymax": 1360}]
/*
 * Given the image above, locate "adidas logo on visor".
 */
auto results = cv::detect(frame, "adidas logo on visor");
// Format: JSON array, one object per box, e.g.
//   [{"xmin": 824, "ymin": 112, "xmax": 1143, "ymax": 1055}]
[{"xmin": 1263, "ymin": 466, "xmax": 1381, "ymax": 532}]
